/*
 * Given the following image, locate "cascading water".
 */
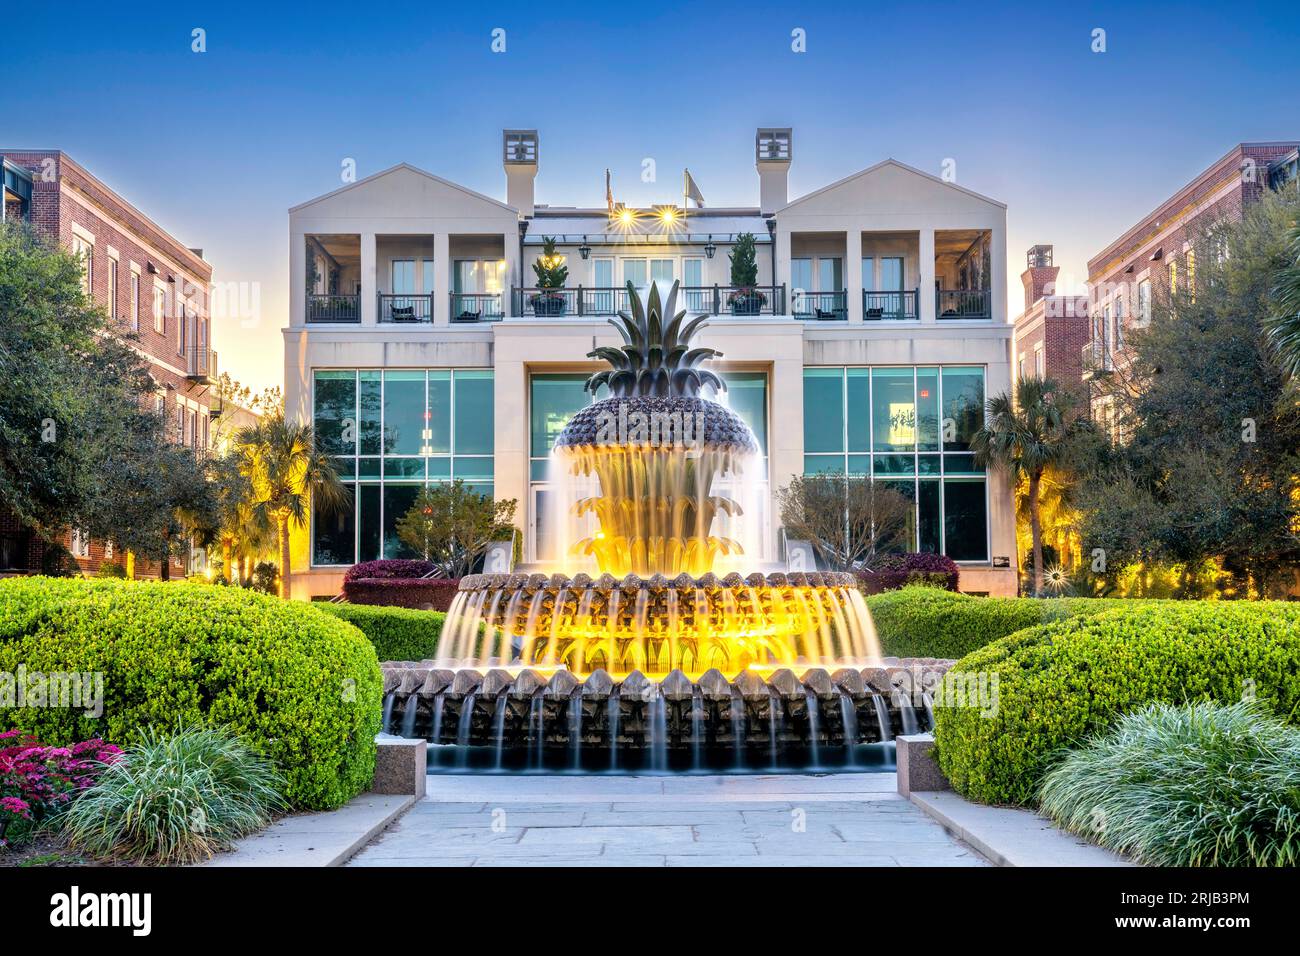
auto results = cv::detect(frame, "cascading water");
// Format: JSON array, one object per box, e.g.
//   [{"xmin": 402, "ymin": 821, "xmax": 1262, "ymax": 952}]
[{"xmin": 391, "ymin": 281, "xmax": 953, "ymax": 774}]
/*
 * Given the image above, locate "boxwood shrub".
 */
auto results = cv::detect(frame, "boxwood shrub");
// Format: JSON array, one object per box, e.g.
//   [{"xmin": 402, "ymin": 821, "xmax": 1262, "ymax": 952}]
[
  {"xmin": 933, "ymin": 602, "xmax": 1300, "ymax": 807},
  {"xmin": 0, "ymin": 578, "xmax": 381, "ymax": 810},
  {"xmin": 318, "ymin": 603, "xmax": 445, "ymax": 662},
  {"xmin": 342, "ymin": 577, "xmax": 461, "ymax": 611},
  {"xmin": 865, "ymin": 586, "xmax": 1130, "ymax": 660}
]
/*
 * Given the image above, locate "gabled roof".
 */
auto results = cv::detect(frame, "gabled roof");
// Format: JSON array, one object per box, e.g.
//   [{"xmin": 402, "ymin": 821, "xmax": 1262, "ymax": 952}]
[
  {"xmin": 779, "ymin": 158, "xmax": 1006, "ymax": 212},
  {"xmin": 288, "ymin": 162, "xmax": 517, "ymax": 215}
]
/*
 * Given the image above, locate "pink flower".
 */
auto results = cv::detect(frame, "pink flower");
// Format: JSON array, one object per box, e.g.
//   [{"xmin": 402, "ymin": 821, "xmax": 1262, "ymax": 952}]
[{"xmin": 0, "ymin": 796, "xmax": 32, "ymax": 818}]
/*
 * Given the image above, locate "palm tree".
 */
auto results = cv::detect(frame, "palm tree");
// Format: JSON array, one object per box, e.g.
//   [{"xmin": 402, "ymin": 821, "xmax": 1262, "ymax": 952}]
[
  {"xmin": 970, "ymin": 376, "xmax": 1077, "ymax": 596},
  {"xmin": 235, "ymin": 412, "xmax": 350, "ymax": 598},
  {"xmin": 1267, "ymin": 221, "xmax": 1300, "ymax": 379}
]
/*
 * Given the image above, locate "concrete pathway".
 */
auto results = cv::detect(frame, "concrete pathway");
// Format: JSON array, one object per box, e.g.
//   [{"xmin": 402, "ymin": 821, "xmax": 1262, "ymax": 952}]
[{"xmin": 347, "ymin": 773, "xmax": 988, "ymax": 867}]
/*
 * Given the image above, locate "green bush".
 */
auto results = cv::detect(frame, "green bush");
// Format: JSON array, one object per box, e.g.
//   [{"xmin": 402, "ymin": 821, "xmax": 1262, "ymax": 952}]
[
  {"xmin": 63, "ymin": 725, "xmax": 286, "ymax": 864},
  {"xmin": 318, "ymin": 602, "xmax": 445, "ymax": 662},
  {"xmin": 864, "ymin": 586, "xmax": 1139, "ymax": 660},
  {"xmin": 1039, "ymin": 701, "xmax": 1300, "ymax": 867},
  {"xmin": 933, "ymin": 602, "xmax": 1300, "ymax": 806},
  {"xmin": 0, "ymin": 578, "xmax": 381, "ymax": 810},
  {"xmin": 95, "ymin": 561, "xmax": 127, "ymax": 579}
]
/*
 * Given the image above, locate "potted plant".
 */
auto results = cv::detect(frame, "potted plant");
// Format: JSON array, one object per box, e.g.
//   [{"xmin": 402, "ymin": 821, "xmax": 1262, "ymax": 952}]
[
  {"xmin": 530, "ymin": 236, "xmax": 569, "ymax": 317},
  {"xmin": 727, "ymin": 232, "xmax": 765, "ymax": 315}
]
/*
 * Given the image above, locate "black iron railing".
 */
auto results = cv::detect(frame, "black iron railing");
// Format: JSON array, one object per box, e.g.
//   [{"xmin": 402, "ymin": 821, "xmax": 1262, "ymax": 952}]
[
  {"xmin": 450, "ymin": 293, "xmax": 504, "ymax": 322},
  {"xmin": 510, "ymin": 285, "xmax": 786, "ymax": 317},
  {"xmin": 791, "ymin": 290, "xmax": 847, "ymax": 320},
  {"xmin": 378, "ymin": 293, "xmax": 433, "ymax": 323},
  {"xmin": 307, "ymin": 293, "xmax": 360, "ymax": 323},
  {"xmin": 863, "ymin": 289, "xmax": 918, "ymax": 321},
  {"xmin": 936, "ymin": 289, "xmax": 992, "ymax": 320}
]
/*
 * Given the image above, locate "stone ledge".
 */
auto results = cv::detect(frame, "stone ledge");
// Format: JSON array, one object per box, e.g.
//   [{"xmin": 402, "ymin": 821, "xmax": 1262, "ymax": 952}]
[
  {"xmin": 909, "ymin": 791, "xmax": 1133, "ymax": 867},
  {"xmin": 373, "ymin": 735, "xmax": 427, "ymax": 797},
  {"xmin": 895, "ymin": 732, "xmax": 949, "ymax": 797}
]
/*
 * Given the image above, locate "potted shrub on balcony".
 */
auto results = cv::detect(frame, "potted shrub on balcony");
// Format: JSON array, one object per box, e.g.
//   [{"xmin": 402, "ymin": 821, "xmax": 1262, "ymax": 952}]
[
  {"xmin": 727, "ymin": 232, "xmax": 765, "ymax": 315},
  {"xmin": 529, "ymin": 236, "xmax": 569, "ymax": 317}
]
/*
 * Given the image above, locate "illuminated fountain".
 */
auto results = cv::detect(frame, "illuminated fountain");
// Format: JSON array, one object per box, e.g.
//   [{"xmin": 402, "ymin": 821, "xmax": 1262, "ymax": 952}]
[{"xmin": 382, "ymin": 281, "xmax": 950, "ymax": 771}]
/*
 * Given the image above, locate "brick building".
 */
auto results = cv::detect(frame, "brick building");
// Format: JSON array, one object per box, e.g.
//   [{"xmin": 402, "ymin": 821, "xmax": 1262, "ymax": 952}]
[
  {"xmin": 0, "ymin": 151, "xmax": 217, "ymax": 577},
  {"xmin": 1011, "ymin": 244, "xmax": 1090, "ymax": 397},
  {"xmin": 1082, "ymin": 142, "xmax": 1300, "ymax": 425}
]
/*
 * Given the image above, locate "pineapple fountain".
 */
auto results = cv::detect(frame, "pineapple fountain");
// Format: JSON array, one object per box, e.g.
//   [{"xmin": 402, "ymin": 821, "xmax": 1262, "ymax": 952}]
[{"xmin": 381, "ymin": 282, "xmax": 948, "ymax": 771}]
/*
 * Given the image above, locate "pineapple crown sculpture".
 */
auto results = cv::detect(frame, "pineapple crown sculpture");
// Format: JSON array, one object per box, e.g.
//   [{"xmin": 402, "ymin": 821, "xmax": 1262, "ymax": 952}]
[{"xmin": 585, "ymin": 280, "xmax": 724, "ymax": 398}]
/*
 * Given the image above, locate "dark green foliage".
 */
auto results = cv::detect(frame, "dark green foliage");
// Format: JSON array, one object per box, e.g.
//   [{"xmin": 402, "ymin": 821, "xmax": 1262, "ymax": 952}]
[
  {"xmin": 318, "ymin": 603, "xmax": 446, "ymax": 661},
  {"xmin": 0, "ymin": 578, "xmax": 381, "ymax": 809},
  {"xmin": 933, "ymin": 601, "xmax": 1300, "ymax": 806}
]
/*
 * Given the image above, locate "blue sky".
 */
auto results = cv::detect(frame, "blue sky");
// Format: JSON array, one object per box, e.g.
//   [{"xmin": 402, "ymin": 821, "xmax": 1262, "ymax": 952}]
[{"xmin": 4, "ymin": 0, "xmax": 1298, "ymax": 390}]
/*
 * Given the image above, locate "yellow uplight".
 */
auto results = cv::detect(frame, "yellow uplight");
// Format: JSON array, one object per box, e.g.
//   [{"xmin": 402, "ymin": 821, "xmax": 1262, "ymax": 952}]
[{"xmin": 617, "ymin": 208, "xmax": 636, "ymax": 226}]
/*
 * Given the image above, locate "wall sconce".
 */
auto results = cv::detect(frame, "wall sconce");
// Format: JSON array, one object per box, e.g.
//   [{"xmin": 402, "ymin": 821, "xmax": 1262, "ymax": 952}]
[
  {"xmin": 578, "ymin": 236, "xmax": 591, "ymax": 260},
  {"xmin": 704, "ymin": 235, "xmax": 716, "ymax": 259}
]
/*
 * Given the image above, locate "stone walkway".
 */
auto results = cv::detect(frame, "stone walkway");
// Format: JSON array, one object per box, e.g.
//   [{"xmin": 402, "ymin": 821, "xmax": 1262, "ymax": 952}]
[{"xmin": 347, "ymin": 773, "xmax": 988, "ymax": 867}]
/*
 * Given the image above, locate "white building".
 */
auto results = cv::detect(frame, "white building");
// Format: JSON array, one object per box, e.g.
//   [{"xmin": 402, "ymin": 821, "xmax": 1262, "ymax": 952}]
[{"xmin": 284, "ymin": 129, "xmax": 1017, "ymax": 598}]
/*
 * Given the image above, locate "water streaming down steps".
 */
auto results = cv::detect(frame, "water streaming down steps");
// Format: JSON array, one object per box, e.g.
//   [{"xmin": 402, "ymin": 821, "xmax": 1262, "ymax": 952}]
[{"xmin": 386, "ymin": 657, "xmax": 952, "ymax": 773}]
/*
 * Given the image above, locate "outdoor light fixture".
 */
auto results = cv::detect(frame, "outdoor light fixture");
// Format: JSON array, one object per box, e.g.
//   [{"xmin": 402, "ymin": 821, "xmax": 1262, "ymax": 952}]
[
  {"xmin": 578, "ymin": 236, "xmax": 591, "ymax": 259},
  {"xmin": 704, "ymin": 235, "xmax": 716, "ymax": 259}
]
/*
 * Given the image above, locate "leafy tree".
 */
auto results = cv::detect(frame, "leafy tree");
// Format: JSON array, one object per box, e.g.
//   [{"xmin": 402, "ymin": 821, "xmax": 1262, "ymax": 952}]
[
  {"xmin": 530, "ymin": 236, "xmax": 569, "ymax": 290},
  {"xmin": 728, "ymin": 232, "xmax": 759, "ymax": 288},
  {"xmin": 1266, "ymin": 219, "xmax": 1300, "ymax": 380},
  {"xmin": 970, "ymin": 376, "xmax": 1080, "ymax": 596},
  {"xmin": 207, "ymin": 451, "xmax": 274, "ymax": 583},
  {"xmin": 236, "ymin": 412, "xmax": 350, "ymax": 598},
  {"xmin": 395, "ymin": 480, "xmax": 518, "ymax": 577},
  {"xmin": 1079, "ymin": 190, "xmax": 1300, "ymax": 597},
  {"xmin": 775, "ymin": 472, "xmax": 912, "ymax": 570},
  {"xmin": 0, "ymin": 222, "xmax": 158, "ymax": 536}
]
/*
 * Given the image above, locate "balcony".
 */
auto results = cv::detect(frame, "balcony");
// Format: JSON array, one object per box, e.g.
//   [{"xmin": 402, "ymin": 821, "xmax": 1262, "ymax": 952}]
[
  {"xmin": 451, "ymin": 292, "xmax": 504, "ymax": 323},
  {"xmin": 307, "ymin": 293, "xmax": 360, "ymax": 324},
  {"xmin": 936, "ymin": 289, "xmax": 992, "ymax": 320},
  {"xmin": 185, "ymin": 346, "xmax": 217, "ymax": 384},
  {"xmin": 1081, "ymin": 339, "xmax": 1115, "ymax": 380},
  {"xmin": 378, "ymin": 293, "xmax": 433, "ymax": 324},
  {"xmin": 509, "ymin": 285, "xmax": 786, "ymax": 318},
  {"xmin": 863, "ymin": 290, "xmax": 918, "ymax": 321},
  {"xmin": 789, "ymin": 290, "xmax": 845, "ymax": 321}
]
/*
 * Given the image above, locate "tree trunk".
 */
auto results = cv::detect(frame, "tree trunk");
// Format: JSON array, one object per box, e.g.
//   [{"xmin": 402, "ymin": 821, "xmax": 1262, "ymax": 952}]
[
  {"xmin": 1028, "ymin": 470, "xmax": 1044, "ymax": 597},
  {"xmin": 160, "ymin": 537, "xmax": 171, "ymax": 582},
  {"xmin": 125, "ymin": 550, "xmax": 135, "ymax": 580},
  {"xmin": 221, "ymin": 541, "xmax": 233, "ymax": 584},
  {"xmin": 278, "ymin": 516, "xmax": 291, "ymax": 600}
]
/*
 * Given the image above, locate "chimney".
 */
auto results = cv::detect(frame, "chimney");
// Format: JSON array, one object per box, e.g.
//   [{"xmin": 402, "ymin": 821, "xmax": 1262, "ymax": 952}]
[
  {"xmin": 1021, "ymin": 244, "xmax": 1059, "ymax": 311},
  {"xmin": 756, "ymin": 128, "xmax": 791, "ymax": 215},
  {"xmin": 503, "ymin": 129, "xmax": 538, "ymax": 217}
]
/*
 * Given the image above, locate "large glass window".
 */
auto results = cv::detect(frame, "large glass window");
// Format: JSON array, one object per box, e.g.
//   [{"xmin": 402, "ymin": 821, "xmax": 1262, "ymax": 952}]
[
  {"xmin": 802, "ymin": 366, "xmax": 989, "ymax": 561},
  {"xmin": 311, "ymin": 368, "xmax": 494, "ymax": 565},
  {"xmin": 880, "ymin": 257, "xmax": 904, "ymax": 291},
  {"xmin": 818, "ymin": 257, "xmax": 843, "ymax": 291}
]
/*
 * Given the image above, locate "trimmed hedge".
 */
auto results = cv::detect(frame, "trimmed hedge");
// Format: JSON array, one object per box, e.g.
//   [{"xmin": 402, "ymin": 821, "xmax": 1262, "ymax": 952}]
[
  {"xmin": 0, "ymin": 578, "xmax": 381, "ymax": 810},
  {"xmin": 933, "ymin": 602, "xmax": 1300, "ymax": 807},
  {"xmin": 318, "ymin": 603, "xmax": 446, "ymax": 662},
  {"xmin": 865, "ymin": 586, "xmax": 1130, "ymax": 660},
  {"xmin": 343, "ymin": 559, "xmax": 437, "ymax": 582},
  {"xmin": 858, "ymin": 553, "xmax": 959, "ymax": 594},
  {"xmin": 342, "ymin": 577, "xmax": 461, "ymax": 611}
]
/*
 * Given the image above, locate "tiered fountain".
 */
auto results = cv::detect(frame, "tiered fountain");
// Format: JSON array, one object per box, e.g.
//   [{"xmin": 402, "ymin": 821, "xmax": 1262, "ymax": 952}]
[{"xmin": 381, "ymin": 281, "xmax": 950, "ymax": 771}]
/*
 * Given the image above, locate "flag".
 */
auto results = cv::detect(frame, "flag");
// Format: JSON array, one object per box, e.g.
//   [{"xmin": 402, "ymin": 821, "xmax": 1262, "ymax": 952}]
[
  {"xmin": 605, "ymin": 168, "xmax": 614, "ymax": 214},
  {"xmin": 684, "ymin": 169, "xmax": 705, "ymax": 208}
]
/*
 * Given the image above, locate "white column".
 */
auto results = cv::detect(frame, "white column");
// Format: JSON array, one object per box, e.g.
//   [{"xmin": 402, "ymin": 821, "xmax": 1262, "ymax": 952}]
[
  {"xmin": 919, "ymin": 227, "xmax": 936, "ymax": 324},
  {"xmin": 360, "ymin": 232, "xmax": 377, "ymax": 326},
  {"xmin": 773, "ymin": 224, "xmax": 792, "ymax": 314},
  {"xmin": 290, "ymin": 232, "xmax": 306, "ymax": 328},
  {"xmin": 503, "ymin": 229, "xmax": 520, "ymax": 319},
  {"xmin": 845, "ymin": 226, "xmax": 864, "ymax": 323},
  {"xmin": 493, "ymin": 357, "xmax": 529, "ymax": 551},
  {"xmin": 769, "ymin": 351, "xmax": 804, "ymax": 555},
  {"xmin": 433, "ymin": 232, "xmax": 450, "ymax": 325},
  {"xmin": 990, "ymin": 221, "xmax": 1008, "ymax": 324}
]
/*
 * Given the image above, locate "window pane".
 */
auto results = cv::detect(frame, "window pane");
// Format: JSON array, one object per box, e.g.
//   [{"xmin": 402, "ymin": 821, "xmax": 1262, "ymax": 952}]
[
  {"xmin": 358, "ymin": 457, "xmax": 381, "ymax": 478},
  {"xmin": 845, "ymin": 368, "xmax": 870, "ymax": 451},
  {"xmin": 427, "ymin": 457, "xmax": 451, "ymax": 480},
  {"xmin": 391, "ymin": 259, "xmax": 415, "ymax": 294},
  {"xmin": 594, "ymin": 259, "xmax": 613, "ymax": 286},
  {"xmin": 943, "ymin": 478, "xmax": 987, "ymax": 561},
  {"xmin": 531, "ymin": 373, "xmax": 590, "ymax": 459},
  {"xmin": 881, "ymin": 257, "xmax": 903, "ymax": 291},
  {"xmin": 421, "ymin": 259, "xmax": 436, "ymax": 294},
  {"xmin": 683, "ymin": 258, "xmax": 703, "ymax": 287},
  {"xmin": 359, "ymin": 371, "xmax": 382, "ymax": 455},
  {"xmin": 803, "ymin": 454, "xmax": 843, "ymax": 475},
  {"xmin": 358, "ymin": 484, "xmax": 381, "ymax": 561},
  {"xmin": 650, "ymin": 259, "xmax": 673, "ymax": 282},
  {"xmin": 916, "ymin": 367, "xmax": 940, "ymax": 451},
  {"xmin": 623, "ymin": 259, "xmax": 647, "ymax": 286},
  {"xmin": 454, "ymin": 370, "xmax": 493, "ymax": 455},
  {"xmin": 382, "ymin": 484, "xmax": 421, "ymax": 558},
  {"xmin": 454, "ymin": 457, "xmax": 494, "ymax": 480},
  {"xmin": 313, "ymin": 371, "xmax": 356, "ymax": 456},
  {"xmin": 313, "ymin": 485, "xmax": 355, "ymax": 565},
  {"xmin": 384, "ymin": 458, "xmax": 424, "ymax": 478},
  {"xmin": 861, "ymin": 257, "xmax": 875, "ymax": 292},
  {"xmin": 872, "ymin": 367, "xmax": 915, "ymax": 452},
  {"xmin": 879, "ymin": 479, "xmax": 916, "ymax": 553},
  {"xmin": 918, "ymin": 479, "xmax": 941, "ymax": 553},
  {"xmin": 791, "ymin": 259, "xmax": 812, "ymax": 292},
  {"xmin": 874, "ymin": 454, "xmax": 914, "ymax": 476},
  {"xmin": 724, "ymin": 371, "xmax": 767, "ymax": 454},
  {"xmin": 803, "ymin": 369, "xmax": 843, "ymax": 453},
  {"xmin": 383, "ymin": 370, "xmax": 425, "ymax": 455},
  {"xmin": 426, "ymin": 371, "xmax": 451, "ymax": 455},
  {"xmin": 941, "ymin": 366, "xmax": 984, "ymax": 452},
  {"xmin": 944, "ymin": 453, "xmax": 984, "ymax": 476},
  {"xmin": 818, "ymin": 257, "xmax": 842, "ymax": 291},
  {"xmin": 846, "ymin": 454, "xmax": 871, "ymax": 477}
]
